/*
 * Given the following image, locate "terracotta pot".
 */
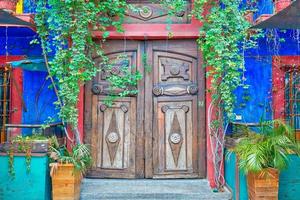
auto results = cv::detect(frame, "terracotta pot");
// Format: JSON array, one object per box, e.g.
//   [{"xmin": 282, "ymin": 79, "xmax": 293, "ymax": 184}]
[
  {"xmin": 50, "ymin": 163, "xmax": 81, "ymax": 200},
  {"xmin": 247, "ymin": 168, "xmax": 279, "ymax": 200},
  {"xmin": 0, "ymin": 0, "xmax": 17, "ymax": 12},
  {"xmin": 273, "ymin": 0, "xmax": 291, "ymax": 13}
]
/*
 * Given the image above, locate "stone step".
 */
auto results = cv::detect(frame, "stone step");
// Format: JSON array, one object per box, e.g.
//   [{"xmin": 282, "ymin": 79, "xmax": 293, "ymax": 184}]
[{"xmin": 80, "ymin": 179, "xmax": 232, "ymax": 200}]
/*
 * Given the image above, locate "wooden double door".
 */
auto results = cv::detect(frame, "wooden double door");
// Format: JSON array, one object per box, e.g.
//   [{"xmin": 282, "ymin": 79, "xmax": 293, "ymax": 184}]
[{"xmin": 84, "ymin": 40, "xmax": 205, "ymax": 179}]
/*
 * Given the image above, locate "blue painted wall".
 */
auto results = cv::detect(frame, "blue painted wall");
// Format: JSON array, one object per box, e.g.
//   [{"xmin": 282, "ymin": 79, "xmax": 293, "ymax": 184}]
[
  {"xmin": 228, "ymin": 1, "xmax": 300, "ymax": 199},
  {"xmin": 22, "ymin": 70, "xmax": 59, "ymax": 124},
  {"xmin": 0, "ymin": 26, "xmax": 59, "ymax": 131},
  {"xmin": 234, "ymin": 30, "xmax": 300, "ymax": 123}
]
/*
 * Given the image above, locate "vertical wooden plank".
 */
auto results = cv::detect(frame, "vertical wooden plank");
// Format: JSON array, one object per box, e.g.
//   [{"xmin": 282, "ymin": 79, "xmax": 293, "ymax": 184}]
[
  {"xmin": 144, "ymin": 41, "xmax": 154, "ymax": 178},
  {"xmin": 135, "ymin": 41, "xmax": 145, "ymax": 178}
]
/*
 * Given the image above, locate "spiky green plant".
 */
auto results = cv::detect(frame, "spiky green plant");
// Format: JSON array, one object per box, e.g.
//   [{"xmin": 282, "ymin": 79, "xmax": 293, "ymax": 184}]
[
  {"xmin": 231, "ymin": 120, "xmax": 300, "ymax": 174},
  {"xmin": 49, "ymin": 137, "xmax": 92, "ymax": 174}
]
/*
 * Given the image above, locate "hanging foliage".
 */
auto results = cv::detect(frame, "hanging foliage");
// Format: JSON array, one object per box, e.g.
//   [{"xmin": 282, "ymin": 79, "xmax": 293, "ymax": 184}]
[
  {"xmin": 192, "ymin": 0, "xmax": 261, "ymax": 189},
  {"xmin": 34, "ymin": 0, "xmax": 189, "ymax": 144},
  {"xmin": 194, "ymin": 0, "xmax": 260, "ymax": 120},
  {"xmin": 34, "ymin": 0, "xmax": 131, "ymax": 144}
]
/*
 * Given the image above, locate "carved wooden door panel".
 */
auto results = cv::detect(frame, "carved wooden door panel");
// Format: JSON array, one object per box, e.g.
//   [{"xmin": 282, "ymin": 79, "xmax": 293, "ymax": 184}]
[
  {"xmin": 85, "ymin": 40, "xmax": 205, "ymax": 179},
  {"xmin": 85, "ymin": 41, "xmax": 143, "ymax": 178},
  {"xmin": 145, "ymin": 40, "xmax": 205, "ymax": 178}
]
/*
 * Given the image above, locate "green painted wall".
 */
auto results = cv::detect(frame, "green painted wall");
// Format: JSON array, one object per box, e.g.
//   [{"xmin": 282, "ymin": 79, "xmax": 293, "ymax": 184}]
[
  {"xmin": 0, "ymin": 153, "xmax": 50, "ymax": 200},
  {"xmin": 279, "ymin": 155, "xmax": 300, "ymax": 200}
]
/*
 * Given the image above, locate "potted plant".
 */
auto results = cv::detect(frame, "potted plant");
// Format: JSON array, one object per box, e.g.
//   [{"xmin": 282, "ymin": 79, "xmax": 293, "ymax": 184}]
[
  {"xmin": 231, "ymin": 120, "xmax": 300, "ymax": 200},
  {"xmin": 0, "ymin": 0, "xmax": 18, "ymax": 12},
  {"xmin": 49, "ymin": 137, "xmax": 92, "ymax": 200}
]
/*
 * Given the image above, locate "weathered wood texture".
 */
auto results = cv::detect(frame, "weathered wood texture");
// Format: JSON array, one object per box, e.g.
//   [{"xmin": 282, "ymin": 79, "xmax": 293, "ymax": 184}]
[
  {"xmin": 124, "ymin": 0, "xmax": 191, "ymax": 24},
  {"xmin": 51, "ymin": 164, "xmax": 81, "ymax": 200},
  {"xmin": 247, "ymin": 169, "xmax": 279, "ymax": 200},
  {"xmin": 85, "ymin": 40, "xmax": 205, "ymax": 179}
]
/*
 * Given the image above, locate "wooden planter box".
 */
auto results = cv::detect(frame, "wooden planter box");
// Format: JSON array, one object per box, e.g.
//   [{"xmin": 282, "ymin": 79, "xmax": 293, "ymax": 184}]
[
  {"xmin": 50, "ymin": 163, "xmax": 81, "ymax": 200},
  {"xmin": 247, "ymin": 169, "xmax": 279, "ymax": 200}
]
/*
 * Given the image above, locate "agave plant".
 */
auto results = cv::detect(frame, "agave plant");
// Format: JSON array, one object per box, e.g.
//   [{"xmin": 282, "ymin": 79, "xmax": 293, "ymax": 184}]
[{"xmin": 231, "ymin": 120, "xmax": 300, "ymax": 174}]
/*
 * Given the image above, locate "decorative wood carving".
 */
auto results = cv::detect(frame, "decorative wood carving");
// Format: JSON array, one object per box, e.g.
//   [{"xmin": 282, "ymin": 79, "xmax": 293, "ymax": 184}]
[
  {"xmin": 139, "ymin": 6, "xmax": 153, "ymax": 19},
  {"xmin": 160, "ymin": 104, "xmax": 191, "ymax": 168},
  {"xmin": 161, "ymin": 105, "xmax": 189, "ymax": 113},
  {"xmin": 161, "ymin": 59, "xmax": 190, "ymax": 81},
  {"xmin": 168, "ymin": 113, "xmax": 183, "ymax": 166},
  {"xmin": 105, "ymin": 111, "xmax": 121, "ymax": 166},
  {"xmin": 92, "ymin": 83, "xmax": 103, "ymax": 95},
  {"xmin": 99, "ymin": 104, "xmax": 108, "ymax": 112},
  {"xmin": 92, "ymin": 82, "xmax": 137, "ymax": 96},
  {"xmin": 124, "ymin": 1, "xmax": 191, "ymax": 24},
  {"xmin": 92, "ymin": 54, "xmax": 138, "ymax": 96},
  {"xmin": 101, "ymin": 59, "xmax": 130, "ymax": 80},
  {"xmin": 153, "ymin": 83, "xmax": 198, "ymax": 96}
]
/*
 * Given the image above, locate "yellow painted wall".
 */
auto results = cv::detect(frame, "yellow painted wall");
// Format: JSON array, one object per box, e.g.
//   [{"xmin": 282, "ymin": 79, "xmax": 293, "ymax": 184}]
[{"xmin": 16, "ymin": 0, "xmax": 23, "ymax": 14}]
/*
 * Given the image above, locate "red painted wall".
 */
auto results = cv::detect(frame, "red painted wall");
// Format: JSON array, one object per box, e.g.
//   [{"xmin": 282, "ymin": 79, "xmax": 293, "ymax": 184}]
[
  {"xmin": 0, "ymin": 56, "xmax": 24, "ymax": 138},
  {"xmin": 272, "ymin": 56, "xmax": 300, "ymax": 119},
  {"xmin": 0, "ymin": 56, "xmax": 24, "ymax": 125}
]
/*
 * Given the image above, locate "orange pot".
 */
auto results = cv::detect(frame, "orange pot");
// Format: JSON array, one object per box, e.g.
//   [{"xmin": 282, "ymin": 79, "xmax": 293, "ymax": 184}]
[
  {"xmin": 247, "ymin": 168, "xmax": 279, "ymax": 200},
  {"xmin": 50, "ymin": 163, "xmax": 82, "ymax": 200}
]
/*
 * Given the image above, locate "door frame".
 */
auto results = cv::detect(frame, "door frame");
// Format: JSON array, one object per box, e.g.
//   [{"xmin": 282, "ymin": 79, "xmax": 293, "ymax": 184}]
[{"xmin": 84, "ymin": 39, "xmax": 206, "ymax": 178}]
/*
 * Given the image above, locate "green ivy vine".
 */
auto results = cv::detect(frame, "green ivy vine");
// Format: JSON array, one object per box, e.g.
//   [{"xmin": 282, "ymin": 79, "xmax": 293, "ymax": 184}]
[
  {"xmin": 34, "ymin": 0, "xmax": 188, "ymax": 144},
  {"xmin": 193, "ymin": 0, "xmax": 261, "ymax": 121},
  {"xmin": 35, "ymin": 0, "xmax": 131, "ymax": 144}
]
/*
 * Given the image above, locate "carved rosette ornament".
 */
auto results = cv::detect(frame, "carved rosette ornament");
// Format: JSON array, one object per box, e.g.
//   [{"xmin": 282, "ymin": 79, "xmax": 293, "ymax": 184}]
[
  {"xmin": 187, "ymin": 84, "xmax": 198, "ymax": 95},
  {"xmin": 99, "ymin": 104, "xmax": 108, "ymax": 112},
  {"xmin": 153, "ymin": 85, "xmax": 163, "ymax": 96},
  {"xmin": 92, "ymin": 84, "xmax": 103, "ymax": 95},
  {"xmin": 169, "ymin": 133, "xmax": 182, "ymax": 144},
  {"xmin": 120, "ymin": 104, "xmax": 128, "ymax": 113},
  {"xmin": 161, "ymin": 105, "xmax": 169, "ymax": 113},
  {"xmin": 111, "ymin": 66, "xmax": 121, "ymax": 75},
  {"xmin": 170, "ymin": 66, "xmax": 180, "ymax": 75},
  {"xmin": 139, "ymin": 6, "xmax": 153, "ymax": 19},
  {"xmin": 106, "ymin": 132, "xmax": 120, "ymax": 143}
]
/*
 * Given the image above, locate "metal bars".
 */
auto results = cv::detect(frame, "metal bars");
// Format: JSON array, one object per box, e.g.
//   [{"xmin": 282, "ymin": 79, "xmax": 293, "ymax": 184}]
[{"xmin": 0, "ymin": 64, "xmax": 11, "ymax": 143}]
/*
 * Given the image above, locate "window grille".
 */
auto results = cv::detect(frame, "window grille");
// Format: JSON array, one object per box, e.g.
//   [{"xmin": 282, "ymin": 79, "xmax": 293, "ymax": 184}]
[
  {"xmin": 0, "ymin": 64, "xmax": 11, "ymax": 143},
  {"xmin": 284, "ymin": 66, "xmax": 300, "ymax": 140}
]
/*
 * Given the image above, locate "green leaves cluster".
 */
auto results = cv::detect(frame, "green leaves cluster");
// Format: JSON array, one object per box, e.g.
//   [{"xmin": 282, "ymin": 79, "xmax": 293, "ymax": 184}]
[
  {"xmin": 34, "ymin": 0, "xmax": 190, "ymax": 140},
  {"xmin": 35, "ymin": 0, "xmax": 130, "ymax": 132},
  {"xmin": 49, "ymin": 136, "xmax": 92, "ymax": 174},
  {"xmin": 193, "ymin": 0, "xmax": 260, "ymax": 120},
  {"xmin": 232, "ymin": 120, "xmax": 300, "ymax": 173}
]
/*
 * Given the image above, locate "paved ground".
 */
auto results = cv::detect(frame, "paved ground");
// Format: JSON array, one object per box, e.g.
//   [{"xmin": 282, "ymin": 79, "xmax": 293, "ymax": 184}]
[{"xmin": 80, "ymin": 179, "xmax": 232, "ymax": 200}]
